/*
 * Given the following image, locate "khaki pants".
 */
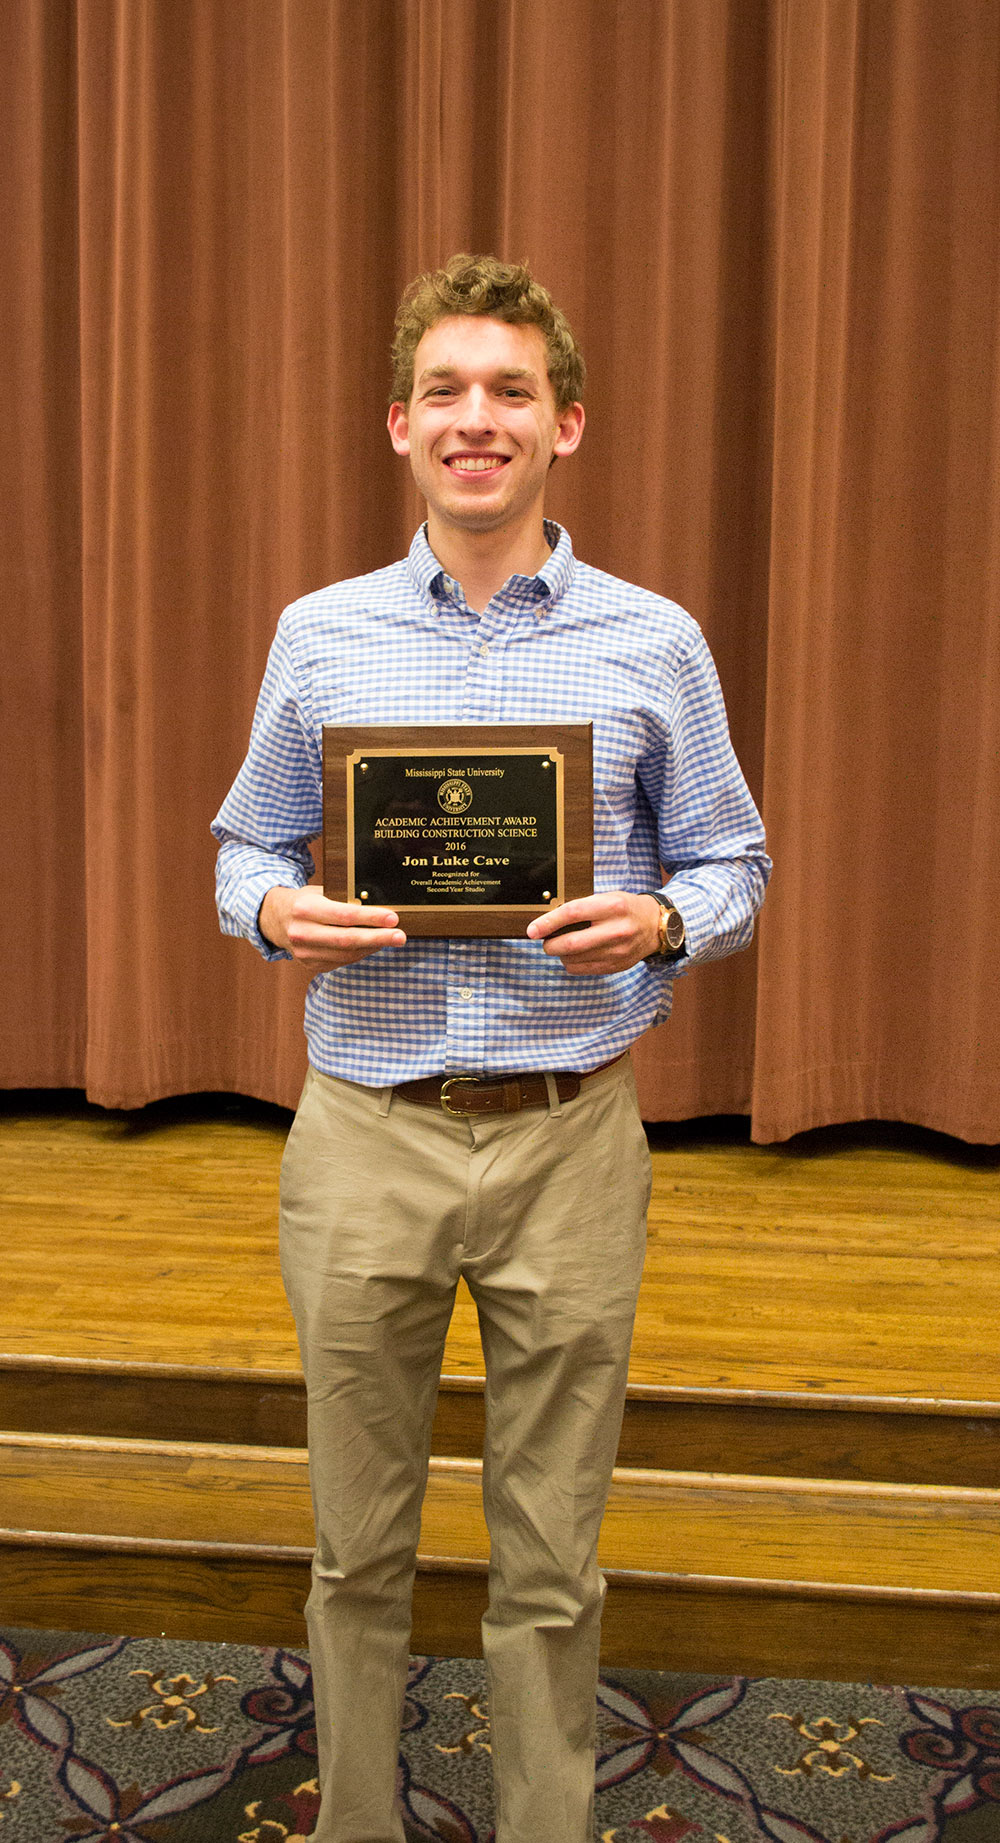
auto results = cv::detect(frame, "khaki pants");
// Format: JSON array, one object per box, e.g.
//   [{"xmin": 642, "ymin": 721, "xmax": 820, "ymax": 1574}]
[{"xmin": 279, "ymin": 1056, "xmax": 651, "ymax": 1843}]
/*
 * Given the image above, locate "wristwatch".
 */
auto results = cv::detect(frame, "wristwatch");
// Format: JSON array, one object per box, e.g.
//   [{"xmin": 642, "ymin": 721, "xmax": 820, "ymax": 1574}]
[{"xmin": 646, "ymin": 891, "xmax": 686, "ymax": 961}]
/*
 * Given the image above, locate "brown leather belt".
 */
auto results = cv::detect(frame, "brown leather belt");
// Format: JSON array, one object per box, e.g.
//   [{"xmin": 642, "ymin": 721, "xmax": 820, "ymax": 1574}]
[{"xmin": 394, "ymin": 1053, "xmax": 626, "ymax": 1117}]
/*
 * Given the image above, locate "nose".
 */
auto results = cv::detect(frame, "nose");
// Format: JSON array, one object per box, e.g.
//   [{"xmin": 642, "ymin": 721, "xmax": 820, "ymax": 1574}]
[{"xmin": 458, "ymin": 384, "xmax": 496, "ymax": 437}]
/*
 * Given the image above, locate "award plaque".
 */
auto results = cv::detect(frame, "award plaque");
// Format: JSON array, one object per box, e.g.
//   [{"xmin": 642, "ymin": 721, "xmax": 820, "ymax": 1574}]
[{"xmin": 322, "ymin": 723, "xmax": 593, "ymax": 937}]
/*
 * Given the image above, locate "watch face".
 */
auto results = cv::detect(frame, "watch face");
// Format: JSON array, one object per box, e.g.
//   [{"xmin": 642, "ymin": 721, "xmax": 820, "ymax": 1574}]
[{"xmin": 664, "ymin": 907, "xmax": 685, "ymax": 950}]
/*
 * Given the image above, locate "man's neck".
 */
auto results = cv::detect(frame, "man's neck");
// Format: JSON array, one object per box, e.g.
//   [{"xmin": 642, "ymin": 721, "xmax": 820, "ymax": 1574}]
[{"xmin": 425, "ymin": 513, "xmax": 552, "ymax": 614}]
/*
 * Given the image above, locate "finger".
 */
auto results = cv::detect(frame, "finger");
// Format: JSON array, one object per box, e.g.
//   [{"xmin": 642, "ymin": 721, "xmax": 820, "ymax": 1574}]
[
  {"xmin": 526, "ymin": 898, "xmax": 594, "ymax": 939},
  {"xmin": 565, "ymin": 947, "xmax": 641, "ymax": 975},
  {"xmin": 326, "ymin": 903, "xmax": 402, "ymax": 931},
  {"xmin": 541, "ymin": 915, "xmax": 628, "ymax": 956},
  {"xmin": 336, "ymin": 923, "xmax": 407, "ymax": 952},
  {"xmin": 290, "ymin": 923, "xmax": 406, "ymax": 962},
  {"xmin": 528, "ymin": 893, "xmax": 633, "ymax": 941},
  {"xmin": 293, "ymin": 896, "xmax": 400, "ymax": 931},
  {"xmin": 347, "ymin": 905, "xmax": 402, "ymax": 930},
  {"xmin": 541, "ymin": 928, "xmax": 603, "ymax": 957},
  {"xmin": 330, "ymin": 938, "xmax": 407, "ymax": 965}
]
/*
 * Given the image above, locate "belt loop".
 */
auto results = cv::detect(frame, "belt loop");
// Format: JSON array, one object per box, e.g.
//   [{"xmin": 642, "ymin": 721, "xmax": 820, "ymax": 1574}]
[
  {"xmin": 376, "ymin": 1085, "xmax": 393, "ymax": 1117},
  {"xmin": 543, "ymin": 1072, "xmax": 563, "ymax": 1117}
]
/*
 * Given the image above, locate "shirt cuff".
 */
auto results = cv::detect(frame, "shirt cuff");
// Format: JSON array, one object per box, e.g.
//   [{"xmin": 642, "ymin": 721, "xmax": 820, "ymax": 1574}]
[
  {"xmin": 242, "ymin": 874, "xmax": 300, "ymax": 961},
  {"xmin": 656, "ymin": 882, "xmax": 720, "ymax": 965}
]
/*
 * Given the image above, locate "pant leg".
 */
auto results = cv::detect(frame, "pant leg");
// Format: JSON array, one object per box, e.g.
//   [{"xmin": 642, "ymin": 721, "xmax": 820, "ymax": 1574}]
[
  {"xmin": 279, "ymin": 1068, "xmax": 468, "ymax": 1843},
  {"xmin": 461, "ymin": 1059, "xmax": 652, "ymax": 1843}
]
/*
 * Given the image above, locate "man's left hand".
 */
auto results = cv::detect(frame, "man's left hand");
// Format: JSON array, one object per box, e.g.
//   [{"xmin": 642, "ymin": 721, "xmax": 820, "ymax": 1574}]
[{"xmin": 526, "ymin": 892, "xmax": 662, "ymax": 975}]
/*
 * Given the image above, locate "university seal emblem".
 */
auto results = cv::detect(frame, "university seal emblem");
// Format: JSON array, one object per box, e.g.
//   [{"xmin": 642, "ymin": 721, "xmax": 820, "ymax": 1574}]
[{"xmin": 438, "ymin": 776, "xmax": 473, "ymax": 814}]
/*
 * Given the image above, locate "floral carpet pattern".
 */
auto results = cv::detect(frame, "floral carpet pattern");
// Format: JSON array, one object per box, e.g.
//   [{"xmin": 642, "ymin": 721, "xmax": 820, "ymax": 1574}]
[{"xmin": 0, "ymin": 1628, "xmax": 998, "ymax": 1842}]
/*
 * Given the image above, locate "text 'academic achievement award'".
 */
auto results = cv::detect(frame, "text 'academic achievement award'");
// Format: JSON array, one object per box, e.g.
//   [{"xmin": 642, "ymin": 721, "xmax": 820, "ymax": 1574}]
[{"xmin": 322, "ymin": 724, "xmax": 593, "ymax": 937}]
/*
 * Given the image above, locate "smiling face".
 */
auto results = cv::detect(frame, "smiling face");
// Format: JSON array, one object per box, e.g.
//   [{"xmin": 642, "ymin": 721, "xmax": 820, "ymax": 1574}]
[{"xmin": 387, "ymin": 316, "xmax": 584, "ymax": 546}]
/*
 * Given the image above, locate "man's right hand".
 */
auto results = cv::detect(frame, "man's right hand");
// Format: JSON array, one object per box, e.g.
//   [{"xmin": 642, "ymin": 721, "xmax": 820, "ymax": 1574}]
[{"xmin": 259, "ymin": 886, "xmax": 406, "ymax": 966}]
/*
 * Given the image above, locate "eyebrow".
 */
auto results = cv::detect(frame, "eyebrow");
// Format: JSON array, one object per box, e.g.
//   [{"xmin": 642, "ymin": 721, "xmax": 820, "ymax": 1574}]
[{"xmin": 416, "ymin": 364, "xmax": 540, "ymax": 388}]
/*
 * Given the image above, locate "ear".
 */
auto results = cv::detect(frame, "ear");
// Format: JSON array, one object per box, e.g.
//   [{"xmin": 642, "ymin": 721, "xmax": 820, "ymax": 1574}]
[
  {"xmin": 387, "ymin": 402, "xmax": 411, "ymax": 455},
  {"xmin": 552, "ymin": 401, "xmax": 585, "ymax": 460}
]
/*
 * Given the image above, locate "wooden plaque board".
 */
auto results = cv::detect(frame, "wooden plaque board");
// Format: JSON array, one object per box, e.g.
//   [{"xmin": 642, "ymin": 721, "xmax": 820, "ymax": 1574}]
[{"xmin": 322, "ymin": 723, "xmax": 593, "ymax": 938}]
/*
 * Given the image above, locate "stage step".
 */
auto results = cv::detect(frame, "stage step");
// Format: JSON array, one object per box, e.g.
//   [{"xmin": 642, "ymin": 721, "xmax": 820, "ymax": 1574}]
[
  {"xmin": 1, "ymin": 1432, "xmax": 997, "ymax": 1688},
  {"xmin": 3, "ymin": 1353, "xmax": 998, "ymax": 1488}
]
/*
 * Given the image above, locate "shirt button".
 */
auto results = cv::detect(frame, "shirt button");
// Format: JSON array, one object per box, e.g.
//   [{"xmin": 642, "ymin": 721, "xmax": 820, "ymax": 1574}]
[
  {"xmin": 480, "ymin": 642, "xmax": 491, "ymax": 657},
  {"xmin": 459, "ymin": 987, "xmax": 474, "ymax": 1001}
]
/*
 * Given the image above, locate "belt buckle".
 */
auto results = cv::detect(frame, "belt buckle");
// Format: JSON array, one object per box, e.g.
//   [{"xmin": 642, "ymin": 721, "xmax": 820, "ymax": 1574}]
[{"xmin": 440, "ymin": 1075, "xmax": 481, "ymax": 1116}]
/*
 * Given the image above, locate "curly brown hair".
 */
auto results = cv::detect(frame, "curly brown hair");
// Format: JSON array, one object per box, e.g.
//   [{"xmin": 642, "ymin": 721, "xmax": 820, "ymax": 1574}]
[{"xmin": 390, "ymin": 253, "xmax": 585, "ymax": 411}]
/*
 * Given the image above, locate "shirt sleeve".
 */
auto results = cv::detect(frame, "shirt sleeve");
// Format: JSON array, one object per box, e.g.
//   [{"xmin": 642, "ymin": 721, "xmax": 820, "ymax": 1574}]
[
  {"xmin": 637, "ymin": 628, "xmax": 771, "ymax": 973},
  {"xmin": 211, "ymin": 615, "xmax": 323, "ymax": 961}
]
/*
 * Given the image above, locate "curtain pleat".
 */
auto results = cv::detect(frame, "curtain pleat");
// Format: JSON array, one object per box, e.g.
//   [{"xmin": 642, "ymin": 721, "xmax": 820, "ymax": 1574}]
[
  {"xmin": 751, "ymin": 0, "xmax": 1000, "ymax": 1140},
  {"xmin": 0, "ymin": 0, "xmax": 86, "ymax": 1086},
  {"xmin": 2, "ymin": 0, "xmax": 997, "ymax": 1140}
]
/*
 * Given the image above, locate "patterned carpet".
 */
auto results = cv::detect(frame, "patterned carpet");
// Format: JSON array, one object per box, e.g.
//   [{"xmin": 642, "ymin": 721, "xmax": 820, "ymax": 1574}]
[{"xmin": 1, "ymin": 1627, "xmax": 998, "ymax": 1842}]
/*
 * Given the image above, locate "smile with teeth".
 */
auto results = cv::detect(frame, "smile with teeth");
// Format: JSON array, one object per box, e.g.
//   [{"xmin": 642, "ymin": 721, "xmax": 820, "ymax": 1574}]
[{"xmin": 445, "ymin": 455, "xmax": 509, "ymax": 472}]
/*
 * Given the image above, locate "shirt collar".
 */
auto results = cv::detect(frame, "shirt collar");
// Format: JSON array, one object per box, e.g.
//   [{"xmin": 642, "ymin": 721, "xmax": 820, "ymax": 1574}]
[{"xmin": 406, "ymin": 520, "xmax": 576, "ymax": 613}]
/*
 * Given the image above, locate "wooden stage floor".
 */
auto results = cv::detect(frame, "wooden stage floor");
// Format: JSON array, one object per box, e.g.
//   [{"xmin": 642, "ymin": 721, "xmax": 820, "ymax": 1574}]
[
  {"xmin": 2, "ymin": 1089, "xmax": 998, "ymax": 1405},
  {"xmin": 3, "ymin": 1090, "xmax": 999, "ymax": 1686}
]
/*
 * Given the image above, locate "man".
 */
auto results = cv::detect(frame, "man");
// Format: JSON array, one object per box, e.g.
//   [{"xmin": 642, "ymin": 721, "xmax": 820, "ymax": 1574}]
[{"xmin": 213, "ymin": 253, "xmax": 770, "ymax": 1843}]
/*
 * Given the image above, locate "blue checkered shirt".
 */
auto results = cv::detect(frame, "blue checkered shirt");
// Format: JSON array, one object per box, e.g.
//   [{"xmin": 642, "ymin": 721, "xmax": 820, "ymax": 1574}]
[{"xmin": 212, "ymin": 523, "xmax": 770, "ymax": 1084}]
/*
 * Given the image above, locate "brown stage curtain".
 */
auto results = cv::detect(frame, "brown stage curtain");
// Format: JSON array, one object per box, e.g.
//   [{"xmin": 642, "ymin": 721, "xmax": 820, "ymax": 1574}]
[{"xmin": 1, "ymin": 0, "xmax": 997, "ymax": 1141}]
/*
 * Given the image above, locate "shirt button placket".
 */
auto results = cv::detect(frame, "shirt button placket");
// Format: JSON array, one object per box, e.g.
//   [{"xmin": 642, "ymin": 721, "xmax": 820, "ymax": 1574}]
[
  {"xmin": 463, "ymin": 602, "xmax": 507, "ymax": 724},
  {"xmin": 450, "ymin": 595, "xmax": 510, "ymax": 1065},
  {"xmin": 445, "ymin": 950, "xmax": 486, "ymax": 1069}
]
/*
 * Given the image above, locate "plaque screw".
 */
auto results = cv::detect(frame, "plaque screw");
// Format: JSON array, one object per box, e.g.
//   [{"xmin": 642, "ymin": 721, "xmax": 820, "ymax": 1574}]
[
  {"xmin": 360, "ymin": 889, "xmax": 369, "ymax": 899},
  {"xmin": 542, "ymin": 759, "xmax": 551, "ymax": 768},
  {"xmin": 543, "ymin": 890, "xmax": 551, "ymax": 900},
  {"xmin": 360, "ymin": 762, "xmax": 368, "ymax": 771}
]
